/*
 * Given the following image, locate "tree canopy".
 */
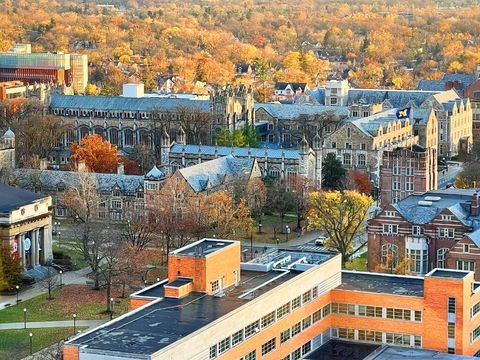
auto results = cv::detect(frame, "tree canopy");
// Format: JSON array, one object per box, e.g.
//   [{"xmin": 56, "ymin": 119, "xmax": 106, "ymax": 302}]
[
  {"xmin": 71, "ymin": 134, "xmax": 120, "ymax": 173},
  {"xmin": 322, "ymin": 153, "xmax": 346, "ymax": 189}
]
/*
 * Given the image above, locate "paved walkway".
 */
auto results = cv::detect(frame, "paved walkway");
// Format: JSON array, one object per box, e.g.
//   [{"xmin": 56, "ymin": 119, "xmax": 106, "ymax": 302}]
[
  {"xmin": 0, "ymin": 319, "xmax": 106, "ymax": 330},
  {"xmin": 0, "ymin": 267, "xmax": 91, "ymax": 310}
]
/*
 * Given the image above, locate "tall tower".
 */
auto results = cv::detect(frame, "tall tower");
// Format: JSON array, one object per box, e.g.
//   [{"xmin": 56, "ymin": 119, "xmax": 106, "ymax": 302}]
[
  {"xmin": 298, "ymin": 135, "xmax": 310, "ymax": 178},
  {"xmin": 160, "ymin": 129, "xmax": 170, "ymax": 167},
  {"xmin": 312, "ymin": 133, "xmax": 323, "ymax": 187},
  {"xmin": 177, "ymin": 127, "xmax": 186, "ymax": 145}
]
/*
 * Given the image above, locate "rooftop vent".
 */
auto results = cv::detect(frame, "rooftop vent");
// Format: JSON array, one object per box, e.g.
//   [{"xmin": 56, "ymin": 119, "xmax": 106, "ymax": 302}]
[
  {"xmin": 424, "ymin": 196, "xmax": 441, "ymax": 202},
  {"xmin": 418, "ymin": 200, "xmax": 433, "ymax": 207}
]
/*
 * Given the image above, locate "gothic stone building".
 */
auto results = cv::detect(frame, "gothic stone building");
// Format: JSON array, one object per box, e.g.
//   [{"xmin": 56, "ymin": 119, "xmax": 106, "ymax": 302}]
[
  {"xmin": 368, "ymin": 188, "xmax": 480, "ymax": 278},
  {"xmin": 47, "ymin": 85, "xmax": 254, "ymax": 167}
]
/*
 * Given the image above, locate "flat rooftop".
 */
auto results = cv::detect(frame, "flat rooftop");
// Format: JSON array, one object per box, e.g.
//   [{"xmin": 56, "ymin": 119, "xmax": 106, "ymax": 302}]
[
  {"xmin": 338, "ymin": 272, "xmax": 424, "ymax": 297},
  {"xmin": 69, "ymin": 270, "xmax": 300, "ymax": 355},
  {"xmin": 427, "ymin": 269, "xmax": 470, "ymax": 279},
  {"xmin": 171, "ymin": 239, "xmax": 234, "ymax": 257}
]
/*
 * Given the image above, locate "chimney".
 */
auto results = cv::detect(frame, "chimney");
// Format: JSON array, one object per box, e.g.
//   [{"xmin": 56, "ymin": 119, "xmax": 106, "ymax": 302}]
[
  {"xmin": 117, "ymin": 162, "xmax": 125, "ymax": 175},
  {"xmin": 471, "ymin": 192, "xmax": 479, "ymax": 217}
]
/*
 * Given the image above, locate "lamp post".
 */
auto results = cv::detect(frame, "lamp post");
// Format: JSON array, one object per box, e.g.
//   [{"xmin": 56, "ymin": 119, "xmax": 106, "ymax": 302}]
[
  {"xmin": 58, "ymin": 231, "xmax": 61, "ymax": 249},
  {"xmin": 258, "ymin": 222, "xmax": 262, "ymax": 234},
  {"xmin": 29, "ymin": 333, "xmax": 33, "ymax": 355},
  {"xmin": 110, "ymin": 298, "xmax": 114, "ymax": 320},
  {"xmin": 23, "ymin": 308, "xmax": 27, "ymax": 329},
  {"xmin": 59, "ymin": 270, "xmax": 63, "ymax": 287},
  {"xmin": 15, "ymin": 285, "xmax": 19, "ymax": 304},
  {"xmin": 73, "ymin": 314, "xmax": 77, "ymax": 334},
  {"xmin": 285, "ymin": 226, "xmax": 290, "ymax": 242}
]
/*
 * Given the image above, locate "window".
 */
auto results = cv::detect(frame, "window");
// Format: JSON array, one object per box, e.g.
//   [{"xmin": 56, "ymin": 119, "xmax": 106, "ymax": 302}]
[
  {"xmin": 361, "ymin": 143, "xmax": 367, "ymax": 150},
  {"xmin": 284, "ymin": 124, "xmax": 291, "ymax": 131},
  {"xmin": 312, "ymin": 309, "xmax": 322, "ymax": 323},
  {"xmin": 244, "ymin": 320, "xmax": 260, "ymax": 338},
  {"xmin": 407, "ymin": 248, "xmax": 427, "ymax": 274},
  {"xmin": 357, "ymin": 154, "xmax": 366, "ymax": 166},
  {"xmin": 302, "ymin": 290, "xmax": 311, "ymax": 304},
  {"xmin": 268, "ymin": 123, "xmax": 274, "ymax": 130},
  {"xmin": 382, "ymin": 224, "xmax": 398, "ymax": 234},
  {"xmin": 414, "ymin": 335, "xmax": 422, "ymax": 347},
  {"xmin": 302, "ymin": 341, "xmax": 312, "ymax": 355},
  {"xmin": 471, "ymin": 301, "xmax": 480, "ymax": 319},
  {"xmin": 291, "ymin": 322, "xmax": 301, "ymax": 336},
  {"xmin": 111, "ymin": 200, "xmax": 122, "ymax": 209},
  {"xmin": 438, "ymin": 228, "xmax": 455, "ymax": 238},
  {"xmin": 448, "ymin": 297, "xmax": 456, "ymax": 314},
  {"xmin": 261, "ymin": 338, "xmax": 276, "ymax": 356},
  {"xmin": 302, "ymin": 316, "xmax": 312, "ymax": 330},
  {"xmin": 343, "ymin": 153, "xmax": 351, "ymax": 166},
  {"xmin": 386, "ymin": 211, "xmax": 396, "ymax": 217},
  {"xmin": 277, "ymin": 303, "xmax": 290, "ymax": 319},
  {"xmin": 358, "ymin": 305, "xmax": 366, "ymax": 316},
  {"xmin": 242, "ymin": 350, "xmax": 256, "ymax": 360},
  {"xmin": 331, "ymin": 141, "xmax": 337, "ymax": 148},
  {"xmin": 292, "ymin": 296, "xmax": 301, "ymax": 310},
  {"xmin": 345, "ymin": 142, "xmax": 352, "ymax": 149},
  {"xmin": 330, "ymin": 97, "xmax": 338, "ymax": 105},
  {"xmin": 347, "ymin": 127, "xmax": 351, "ymax": 138},
  {"xmin": 211, "ymin": 280, "xmax": 220, "ymax": 293},
  {"xmin": 352, "ymin": 111, "xmax": 359, "ymax": 117},
  {"xmin": 291, "ymin": 348, "xmax": 301, "ymax": 360},
  {"xmin": 281, "ymin": 329, "xmax": 291, "ymax": 343},
  {"xmin": 472, "ymin": 325, "xmax": 480, "ymax": 343},
  {"xmin": 322, "ymin": 304, "xmax": 331, "ymax": 317},
  {"xmin": 393, "ymin": 166, "xmax": 401, "ymax": 175},
  {"xmin": 363, "ymin": 111, "xmax": 369, "ymax": 117},
  {"xmin": 392, "ymin": 180, "xmax": 401, "ymax": 191},
  {"xmin": 412, "ymin": 226, "xmax": 423, "ymax": 235},
  {"xmin": 232, "ymin": 329, "xmax": 244, "ymax": 347},
  {"xmin": 210, "ymin": 345, "xmax": 217, "ymax": 359},
  {"xmin": 312, "ymin": 286, "xmax": 318, "ymax": 299},
  {"xmin": 441, "ymin": 215, "xmax": 453, "ymax": 221},
  {"xmin": 405, "ymin": 181, "xmax": 414, "ymax": 192},
  {"xmin": 457, "ymin": 260, "xmax": 475, "ymax": 271},
  {"xmin": 406, "ymin": 167, "xmax": 414, "ymax": 176},
  {"xmin": 261, "ymin": 311, "xmax": 275, "ymax": 328},
  {"xmin": 464, "ymin": 244, "xmax": 470, "ymax": 253},
  {"xmin": 448, "ymin": 323, "xmax": 455, "ymax": 339},
  {"xmin": 218, "ymin": 336, "xmax": 230, "ymax": 354},
  {"xmin": 415, "ymin": 311, "xmax": 421, "ymax": 322},
  {"xmin": 437, "ymin": 248, "xmax": 448, "ymax": 268}
]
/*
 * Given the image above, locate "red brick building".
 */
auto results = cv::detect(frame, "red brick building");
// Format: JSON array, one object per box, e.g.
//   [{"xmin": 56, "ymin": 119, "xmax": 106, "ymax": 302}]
[
  {"xmin": 369, "ymin": 188, "xmax": 480, "ymax": 278},
  {"xmin": 380, "ymin": 145, "xmax": 437, "ymax": 207}
]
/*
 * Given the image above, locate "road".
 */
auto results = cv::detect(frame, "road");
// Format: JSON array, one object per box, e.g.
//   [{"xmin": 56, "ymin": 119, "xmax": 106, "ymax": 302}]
[{"xmin": 438, "ymin": 161, "xmax": 463, "ymax": 189}]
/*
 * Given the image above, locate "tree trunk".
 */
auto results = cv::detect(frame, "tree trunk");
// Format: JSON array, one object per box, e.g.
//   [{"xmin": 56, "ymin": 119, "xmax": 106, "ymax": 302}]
[
  {"xmin": 105, "ymin": 272, "xmax": 112, "ymax": 313},
  {"xmin": 121, "ymin": 281, "xmax": 126, "ymax": 298},
  {"xmin": 94, "ymin": 269, "xmax": 100, "ymax": 290}
]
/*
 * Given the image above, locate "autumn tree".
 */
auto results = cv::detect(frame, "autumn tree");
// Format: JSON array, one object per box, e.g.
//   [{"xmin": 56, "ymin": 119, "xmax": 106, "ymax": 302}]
[
  {"xmin": 322, "ymin": 153, "xmax": 346, "ymax": 189},
  {"xmin": 124, "ymin": 209, "xmax": 157, "ymax": 251},
  {"xmin": 291, "ymin": 176, "xmax": 316, "ymax": 230},
  {"xmin": 244, "ymin": 177, "xmax": 267, "ymax": 222},
  {"xmin": 71, "ymin": 134, "xmax": 119, "ymax": 173},
  {"xmin": 345, "ymin": 170, "xmax": 372, "ymax": 194},
  {"xmin": 0, "ymin": 244, "xmax": 22, "ymax": 291},
  {"xmin": 265, "ymin": 178, "xmax": 295, "ymax": 232},
  {"xmin": 374, "ymin": 255, "xmax": 411, "ymax": 275},
  {"xmin": 308, "ymin": 190, "xmax": 373, "ymax": 267}
]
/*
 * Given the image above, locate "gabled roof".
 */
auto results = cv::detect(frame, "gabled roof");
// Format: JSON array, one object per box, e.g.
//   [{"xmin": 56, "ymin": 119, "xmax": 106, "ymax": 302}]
[
  {"xmin": 392, "ymin": 188, "xmax": 480, "ymax": 226},
  {"xmin": 275, "ymin": 82, "xmax": 307, "ymax": 91},
  {"xmin": 50, "ymin": 94, "xmax": 210, "ymax": 112},
  {"xmin": 349, "ymin": 109, "xmax": 399, "ymax": 137},
  {"xmin": 170, "ymin": 144, "xmax": 301, "ymax": 160},
  {"xmin": 13, "ymin": 169, "xmax": 144, "ymax": 195},
  {"xmin": 0, "ymin": 184, "xmax": 46, "ymax": 213},
  {"xmin": 417, "ymin": 74, "xmax": 476, "ymax": 96},
  {"xmin": 254, "ymin": 103, "xmax": 348, "ymax": 120},
  {"xmin": 145, "ymin": 166, "xmax": 165, "ymax": 180},
  {"xmin": 178, "ymin": 155, "xmax": 255, "ymax": 193}
]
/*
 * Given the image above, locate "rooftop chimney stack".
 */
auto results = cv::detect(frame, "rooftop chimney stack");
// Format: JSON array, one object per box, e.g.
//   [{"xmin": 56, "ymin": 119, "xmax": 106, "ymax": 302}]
[{"xmin": 471, "ymin": 192, "xmax": 479, "ymax": 217}]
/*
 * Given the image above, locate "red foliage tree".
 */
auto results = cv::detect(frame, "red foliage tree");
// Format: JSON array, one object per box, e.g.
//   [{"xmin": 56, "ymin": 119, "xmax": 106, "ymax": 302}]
[
  {"xmin": 70, "ymin": 134, "xmax": 119, "ymax": 173},
  {"xmin": 345, "ymin": 170, "xmax": 372, "ymax": 194}
]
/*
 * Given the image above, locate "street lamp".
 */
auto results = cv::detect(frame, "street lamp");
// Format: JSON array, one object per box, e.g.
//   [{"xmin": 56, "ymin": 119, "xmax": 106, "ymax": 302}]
[
  {"xmin": 59, "ymin": 270, "xmax": 63, "ymax": 287},
  {"xmin": 29, "ymin": 333, "xmax": 33, "ymax": 355},
  {"xmin": 15, "ymin": 285, "xmax": 19, "ymax": 304},
  {"xmin": 73, "ymin": 314, "xmax": 77, "ymax": 334},
  {"xmin": 23, "ymin": 308, "xmax": 27, "ymax": 329},
  {"xmin": 110, "ymin": 298, "xmax": 114, "ymax": 320},
  {"xmin": 58, "ymin": 231, "xmax": 61, "ymax": 249},
  {"xmin": 285, "ymin": 226, "xmax": 290, "ymax": 242},
  {"xmin": 258, "ymin": 222, "xmax": 263, "ymax": 234},
  {"xmin": 156, "ymin": 278, "xmax": 160, "ymax": 282}
]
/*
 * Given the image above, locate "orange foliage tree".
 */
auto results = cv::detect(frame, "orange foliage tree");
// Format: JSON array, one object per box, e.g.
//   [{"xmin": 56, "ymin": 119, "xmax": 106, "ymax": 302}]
[
  {"xmin": 345, "ymin": 170, "xmax": 372, "ymax": 194},
  {"xmin": 70, "ymin": 134, "xmax": 119, "ymax": 173}
]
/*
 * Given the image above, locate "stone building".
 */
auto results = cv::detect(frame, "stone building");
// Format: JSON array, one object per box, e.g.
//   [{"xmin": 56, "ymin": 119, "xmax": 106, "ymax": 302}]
[
  {"xmin": 47, "ymin": 84, "xmax": 255, "ymax": 166},
  {"xmin": 368, "ymin": 188, "xmax": 480, "ymax": 278},
  {"xmin": 0, "ymin": 128, "xmax": 15, "ymax": 179},
  {"xmin": 379, "ymin": 145, "xmax": 437, "ymax": 206},
  {"xmin": 0, "ymin": 184, "xmax": 53, "ymax": 271}
]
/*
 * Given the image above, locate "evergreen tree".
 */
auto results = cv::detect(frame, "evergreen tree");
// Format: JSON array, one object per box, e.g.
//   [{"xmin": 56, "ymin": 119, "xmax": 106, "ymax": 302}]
[
  {"xmin": 216, "ymin": 128, "xmax": 232, "ymax": 146},
  {"xmin": 322, "ymin": 153, "xmax": 346, "ymax": 189}
]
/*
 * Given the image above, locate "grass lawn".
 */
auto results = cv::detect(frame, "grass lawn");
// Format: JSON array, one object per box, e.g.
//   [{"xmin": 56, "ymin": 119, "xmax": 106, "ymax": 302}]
[
  {"xmin": 242, "ymin": 214, "xmax": 299, "ymax": 244},
  {"xmin": 52, "ymin": 244, "xmax": 89, "ymax": 270},
  {"xmin": 0, "ymin": 285, "xmax": 130, "ymax": 323},
  {"xmin": 0, "ymin": 327, "xmax": 86, "ymax": 360},
  {"xmin": 345, "ymin": 252, "xmax": 368, "ymax": 271}
]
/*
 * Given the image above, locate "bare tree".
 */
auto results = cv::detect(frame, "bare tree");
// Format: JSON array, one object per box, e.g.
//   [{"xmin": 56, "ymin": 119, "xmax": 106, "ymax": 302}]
[
  {"xmin": 124, "ymin": 209, "xmax": 157, "ymax": 251},
  {"xmin": 40, "ymin": 265, "xmax": 58, "ymax": 300}
]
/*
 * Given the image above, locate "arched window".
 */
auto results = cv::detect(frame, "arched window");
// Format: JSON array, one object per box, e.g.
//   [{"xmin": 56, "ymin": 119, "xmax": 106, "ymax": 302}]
[
  {"xmin": 124, "ymin": 129, "xmax": 134, "ymax": 147},
  {"xmin": 79, "ymin": 126, "xmax": 90, "ymax": 139},
  {"xmin": 138, "ymin": 129, "xmax": 150, "ymax": 146},
  {"xmin": 268, "ymin": 167, "xmax": 281, "ymax": 178},
  {"xmin": 93, "ymin": 127, "xmax": 104, "ymax": 137},
  {"xmin": 357, "ymin": 154, "xmax": 366, "ymax": 167},
  {"xmin": 437, "ymin": 248, "xmax": 449, "ymax": 269},
  {"xmin": 381, "ymin": 243, "xmax": 398, "ymax": 267},
  {"xmin": 109, "ymin": 128, "xmax": 119, "ymax": 145}
]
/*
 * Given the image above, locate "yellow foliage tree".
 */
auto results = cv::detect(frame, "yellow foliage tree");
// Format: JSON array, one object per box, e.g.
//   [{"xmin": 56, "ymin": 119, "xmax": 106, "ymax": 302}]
[{"xmin": 308, "ymin": 190, "xmax": 373, "ymax": 267}]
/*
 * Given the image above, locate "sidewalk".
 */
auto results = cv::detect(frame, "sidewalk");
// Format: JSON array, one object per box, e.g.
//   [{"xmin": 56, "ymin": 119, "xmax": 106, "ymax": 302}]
[
  {"xmin": 0, "ymin": 319, "xmax": 106, "ymax": 330},
  {"xmin": 0, "ymin": 267, "xmax": 91, "ymax": 310}
]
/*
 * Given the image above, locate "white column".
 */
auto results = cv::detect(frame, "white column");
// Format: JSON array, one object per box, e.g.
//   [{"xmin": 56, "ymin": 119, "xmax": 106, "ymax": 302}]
[
  {"xmin": 31, "ymin": 230, "xmax": 37, "ymax": 267},
  {"xmin": 43, "ymin": 226, "xmax": 53, "ymax": 264},
  {"xmin": 34, "ymin": 230, "xmax": 40, "ymax": 266},
  {"xmin": 19, "ymin": 234, "xmax": 26, "ymax": 270}
]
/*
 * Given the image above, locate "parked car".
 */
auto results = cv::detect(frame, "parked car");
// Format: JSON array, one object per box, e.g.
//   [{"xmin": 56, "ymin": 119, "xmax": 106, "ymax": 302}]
[{"xmin": 314, "ymin": 236, "xmax": 326, "ymax": 246}]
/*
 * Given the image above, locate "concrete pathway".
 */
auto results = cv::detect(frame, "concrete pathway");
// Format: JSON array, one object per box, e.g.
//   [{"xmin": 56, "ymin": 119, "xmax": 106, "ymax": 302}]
[
  {"xmin": 0, "ymin": 267, "xmax": 91, "ymax": 310},
  {"xmin": 0, "ymin": 319, "xmax": 106, "ymax": 330}
]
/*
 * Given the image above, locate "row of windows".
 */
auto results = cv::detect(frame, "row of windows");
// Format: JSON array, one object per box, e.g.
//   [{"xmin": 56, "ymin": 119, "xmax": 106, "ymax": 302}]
[
  {"xmin": 331, "ymin": 302, "xmax": 421, "ymax": 322},
  {"xmin": 331, "ymin": 142, "xmax": 368, "ymax": 151},
  {"xmin": 281, "ymin": 341, "xmax": 312, "ymax": 360},
  {"xmin": 392, "ymin": 180, "xmax": 414, "ymax": 192},
  {"xmin": 209, "ymin": 284, "xmax": 321, "ymax": 359},
  {"xmin": 332, "ymin": 327, "xmax": 422, "ymax": 347},
  {"xmin": 280, "ymin": 304, "xmax": 331, "ymax": 345},
  {"xmin": 381, "ymin": 224, "xmax": 456, "ymax": 238},
  {"xmin": 472, "ymin": 300, "xmax": 480, "ymax": 319}
]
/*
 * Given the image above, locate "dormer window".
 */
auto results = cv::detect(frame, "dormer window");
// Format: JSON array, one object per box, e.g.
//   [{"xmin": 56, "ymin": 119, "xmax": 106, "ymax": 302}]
[{"xmin": 112, "ymin": 189, "xmax": 121, "ymax": 197}]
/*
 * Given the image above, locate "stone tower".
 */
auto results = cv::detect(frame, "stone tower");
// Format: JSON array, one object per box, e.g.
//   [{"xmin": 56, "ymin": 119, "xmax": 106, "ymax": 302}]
[
  {"xmin": 177, "ymin": 127, "xmax": 186, "ymax": 145},
  {"xmin": 312, "ymin": 132, "xmax": 323, "ymax": 186},
  {"xmin": 160, "ymin": 129, "xmax": 171, "ymax": 167}
]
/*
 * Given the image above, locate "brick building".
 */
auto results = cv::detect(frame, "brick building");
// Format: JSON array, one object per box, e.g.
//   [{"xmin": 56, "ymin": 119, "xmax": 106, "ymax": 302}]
[
  {"xmin": 64, "ymin": 238, "xmax": 480, "ymax": 359},
  {"xmin": 368, "ymin": 188, "xmax": 480, "ymax": 278},
  {"xmin": 379, "ymin": 145, "xmax": 437, "ymax": 206}
]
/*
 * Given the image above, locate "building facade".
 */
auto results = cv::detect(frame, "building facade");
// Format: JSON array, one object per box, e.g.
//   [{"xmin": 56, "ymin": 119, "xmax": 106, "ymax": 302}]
[
  {"xmin": 0, "ymin": 128, "xmax": 15, "ymax": 180},
  {"xmin": 0, "ymin": 184, "xmax": 53, "ymax": 270},
  {"xmin": 368, "ymin": 188, "xmax": 480, "ymax": 277},
  {"xmin": 64, "ymin": 238, "xmax": 480, "ymax": 359},
  {"xmin": 380, "ymin": 145, "xmax": 438, "ymax": 206}
]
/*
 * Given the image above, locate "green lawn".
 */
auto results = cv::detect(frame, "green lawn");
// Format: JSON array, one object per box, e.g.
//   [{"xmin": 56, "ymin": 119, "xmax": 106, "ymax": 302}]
[
  {"xmin": 345, "ymin": 252, "xmax": 368, "ymax": 271},
  {"xmin": 0, "ymin": 285, "xmax": 129, "ymax": 323},
  {"xmin": 0, "ymin": 327, "xmax": 86, "ymax": 360},
  {"xmin": 52, "ymin": 244, "xmax": 89, "ymax": 270},
  {"xmin": 243, "ymin": 214, "xmax": 299, "ymax": 244}
]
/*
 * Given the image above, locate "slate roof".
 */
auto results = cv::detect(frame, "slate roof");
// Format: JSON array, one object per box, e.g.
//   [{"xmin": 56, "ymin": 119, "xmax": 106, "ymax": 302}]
[
  {"xmin": 50, "ymin": 94, "xmax": 210, "ymax": 112},
  {"xmin": 349, "ymin": 109, "xmax": 398, "ymax": 137},
  {"xmin": 308, "ymin": 88, "xmax": 326, "ymax": 105},
  {"xmin": 145, "ymin": 166, "xmax": 165, "ymax": 180},
  {"xmin": 0, "ymin": 184, "xmax": 46, "ymax": 213},
  {"xmin": 392, "ymin": 188, "xmax": 480, "ymax": 226},
  {"xmin": 418, "ymin": 73, "xmax": 477, "ymax": 95},
  {"xmin": 410, "ymin": 107, "xmax": 434, "ymax": 125},
  {"xmin": 466, "ymin": 229, "xmax": 480, "ymax": 248},
  {"xmin": 170, "ymin": 144, "xmax": 301, "ymax": 160},
  {"xmin": 347, "ymin": 89, "xmax": 438, "ymax": 107},
  {"xmin": 179, "ymin": 155, "xmax": 255, "ymax": 193},
  {"xmin": 254, "ymin": 103, "xmax": 348, "ymax": 120},
  {"xmin": 13, "ymin": 169, "xmax": 144, "ymax": 195}
]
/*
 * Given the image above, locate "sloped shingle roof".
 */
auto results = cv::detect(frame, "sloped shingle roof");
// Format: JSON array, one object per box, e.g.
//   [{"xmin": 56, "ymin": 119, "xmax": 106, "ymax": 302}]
[
  {"xmin": 170, "ymin": 144, "xmax": 300, "ymax": 160},
  {"xmin": 255, "ymin": 103, "xmax": 348, "ymax": 120}
]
